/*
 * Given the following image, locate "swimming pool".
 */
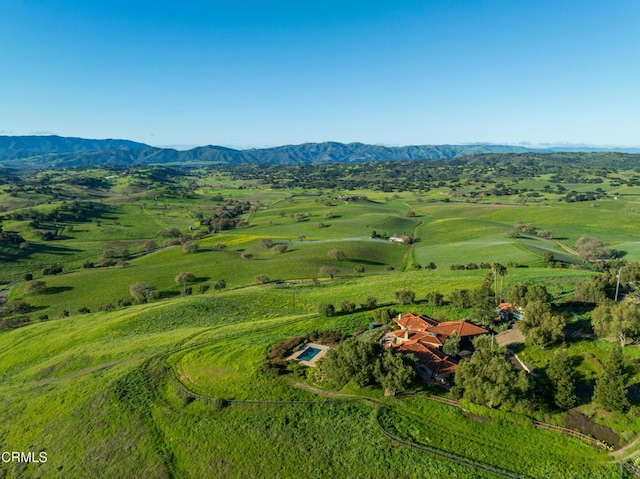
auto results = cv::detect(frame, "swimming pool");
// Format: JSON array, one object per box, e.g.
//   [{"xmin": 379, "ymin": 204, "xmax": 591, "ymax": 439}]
[{"xmin": 296, "ymin": 346, "xmax": 321, "ymax": 362}]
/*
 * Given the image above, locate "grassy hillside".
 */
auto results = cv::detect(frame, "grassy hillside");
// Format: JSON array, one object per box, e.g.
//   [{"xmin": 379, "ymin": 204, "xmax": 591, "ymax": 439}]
[
  {"xmin": 0, "ymin": 294, "xmax": 622, "ymax": 478},
  {"xmin": 2, "ymin": 164, "xmax": 640, "ymax": 477}
]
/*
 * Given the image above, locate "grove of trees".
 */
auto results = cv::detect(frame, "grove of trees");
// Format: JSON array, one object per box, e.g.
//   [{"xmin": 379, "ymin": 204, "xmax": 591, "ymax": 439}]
[
  {"xmin": 452, "ymin": 336, "xmax": 529, "ymax": 408},
  {"xmin": 321, "ymin": 339, "xmax": 415, "ymax": 396}
]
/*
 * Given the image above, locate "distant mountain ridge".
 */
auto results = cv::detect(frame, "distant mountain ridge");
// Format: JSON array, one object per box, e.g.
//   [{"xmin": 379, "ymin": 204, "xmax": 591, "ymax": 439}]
[
  {"xmin": 0, "ymin": 135, "xmax": 148, "ymax": 161},
  {"xmin": 0, "ymin": 135, "xmax": 639, "ymax": 168}
]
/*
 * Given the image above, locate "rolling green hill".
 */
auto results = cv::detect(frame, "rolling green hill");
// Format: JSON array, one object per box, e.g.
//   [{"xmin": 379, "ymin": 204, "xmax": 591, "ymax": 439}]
[{"xmin": 1, "ymin": 162, "xmax": 640, "ymax": 478}]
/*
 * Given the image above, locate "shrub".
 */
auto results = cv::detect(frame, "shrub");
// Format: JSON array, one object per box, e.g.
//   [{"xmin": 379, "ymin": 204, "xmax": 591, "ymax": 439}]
[
  {"xmin": 272, "ymin": 243, "xmax": 289, "ymax": 253},
  {"xmin": 100, "ymin": 303, "xmax": 115, "ymax": 311},
  {"xmin": 163, "ymin": 238, "xmax": 181, "ymax": 247},
  {"xmin": 140, "ymin": 240, "xmax": 157, "ymax": 252},
  {"xmin": 129, "ymin": 283, "xmax": 159, "ymax": 303},
  {"xmin": 175, "ymin": 272, "xmax": 196, "ymax": 286},
  {"xmin": 449, "ymin": 289, "xmax": 472, "ymax": 308},
  {"xmin": 212, "ymin": 243, "xmax": 226, "ymax": 251},
  {"xmin": 318, "ymin": 265, "xmax": 339, "ymax": 279},
  {"xmin": 24, "ymin": 280, "xmax": 47, "ymax": 294},
  {"xmin": 23, "ymin": 273, "xmax": 33, "ymax": 281},
  {"xmin": 340, "ymin": 300, "xmax": 356, "ymax": 313},
  {"xmin": 198, "ymin": 284, "xmax": 210, "ymax": 294},
  {"xmin": 394, "ymin": 290, "xmax": 416, "ymax": 304},
  {"xmin": 425, "ymin": 291, "xmax": 444, "ymax": 306},
  {"xmin": 318, "ymin": 303, "xmax": 336, "ymax": 317},
  {"xmin": 182, "ymin": 241, "xmax": 199, "ymax": 253},
  {"xmin": 253, "ymin": 274, "xmax": 270, "ymax": 284},
  {"xmin": 371, "ymin": 308, "xmax": 397, "ymax": 323},
  {"xmin": 361, "ymin": 296, "xmax": 378, "ymax": 309},
  {"xmin": 159, "ymin": 227, "xmax": 181, "ymax": 238},
  {"xmin": 4, "ymin": 300, "xmax": 30, "ymax": 314},
  {"xmin": 259, "ymin": 238, "xmax": 273, "ymax": 249},
  {"xmin": 42, "ymin": 264, "xmax": 63, "ymax": 275},
  {"xmin": 327, "ymin": 249, "xmax": 346, "ymax": 260},
  {"xmin": 78, "ymin": 307, "xmax": 91, "ymax": 314},
  {"xmin": 268, "ymin": 336, "xmax": 306, "ymax": 361}
]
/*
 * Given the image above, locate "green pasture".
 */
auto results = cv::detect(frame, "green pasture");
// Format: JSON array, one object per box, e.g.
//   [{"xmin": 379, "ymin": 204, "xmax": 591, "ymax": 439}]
[
  {"xmin": 2, "ymin": 165, "xmax": 640, "ymax": 477},
  {"xmin": 382, "ymin": 398, "xmax": 616, "ymax": 478},
  {"xmin": 0, "ymin": 291, "xmax": 623, "ymax": 478}
]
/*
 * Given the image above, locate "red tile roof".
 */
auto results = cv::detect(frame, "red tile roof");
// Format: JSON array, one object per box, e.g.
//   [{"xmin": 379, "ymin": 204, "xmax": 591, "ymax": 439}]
[
  {"xmin": 393, "ymin": 329, "xmax": 446, "ymax": 347},
  {"xmin": 497, "ymin": 302, "xmax": 513, "ymax": 312},
  {"xmin": 393, "ymin": 341, "xmax": 458, "ymax": 376},
  {"xmin": 428, "ymin": 320, "xmax": 489, "ymax": 338},
  {"xmin": 418, "ymin": 334, "xmax": 445, "ymax": 348},
  {"xmin": 392, "ymin": 312, "xmax": 438, "ymax": 332}
]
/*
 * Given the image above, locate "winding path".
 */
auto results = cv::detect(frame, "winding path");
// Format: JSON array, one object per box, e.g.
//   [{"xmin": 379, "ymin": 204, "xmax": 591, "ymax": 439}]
[{"xmin": 154, "ymin": 338, "xmax": 587, "ymax": 479}]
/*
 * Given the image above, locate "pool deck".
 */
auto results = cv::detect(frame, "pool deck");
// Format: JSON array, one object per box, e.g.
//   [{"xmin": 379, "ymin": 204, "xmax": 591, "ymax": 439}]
[{"xmin": 287, "ymin": 342, "xmax": 330, "ymax": 367}]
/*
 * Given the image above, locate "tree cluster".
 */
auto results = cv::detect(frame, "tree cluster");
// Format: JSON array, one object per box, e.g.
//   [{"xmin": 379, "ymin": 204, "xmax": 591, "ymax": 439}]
[
  {"xmin": 452, "ymin": 336, "xmax": 529, "ymax": 408},
  {"xmin": 591, "ymin": 301, "xmax": 640, "ymax": 346},
  {"xmin": 520, "ymin": 301, "xmax": 565, "ymax": 347},
  {"xmin": 576, "ymin": 236, "xmax": 616, "ymax": 262},
  {"xmin": 202, "ymin": 199, "xmax": 252, "ymax": 233},
  {"xmin": 321, "ymin": 339, "xmax": 416, "ymax": 396}
]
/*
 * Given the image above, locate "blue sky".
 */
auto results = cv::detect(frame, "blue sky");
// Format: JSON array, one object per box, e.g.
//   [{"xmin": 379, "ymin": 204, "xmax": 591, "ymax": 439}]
[{"xmin": 1, "ymin": 1, "xmax": 639, "ymax": 148}]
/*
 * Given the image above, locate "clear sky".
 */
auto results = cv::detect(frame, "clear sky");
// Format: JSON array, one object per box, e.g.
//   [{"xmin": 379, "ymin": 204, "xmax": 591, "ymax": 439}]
[{"xmin": 1, "ymin": 1, "xmax": 639, "ymax": 148}]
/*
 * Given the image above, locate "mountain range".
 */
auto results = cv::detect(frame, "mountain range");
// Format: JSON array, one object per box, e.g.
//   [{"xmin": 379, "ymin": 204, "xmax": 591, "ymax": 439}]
[{"xmin": 0, "ymin": 135, "xmax": 639, "ymax": 168}]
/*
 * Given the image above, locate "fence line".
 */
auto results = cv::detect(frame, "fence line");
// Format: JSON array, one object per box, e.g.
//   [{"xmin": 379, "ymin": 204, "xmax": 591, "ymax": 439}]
[
  {"xmin": 374, "ymin": 408, "xmax": 531, "ymax": 479},
  {"xmin": 425, "ymin": 395, "xmax": 611, "ymax": 451}
]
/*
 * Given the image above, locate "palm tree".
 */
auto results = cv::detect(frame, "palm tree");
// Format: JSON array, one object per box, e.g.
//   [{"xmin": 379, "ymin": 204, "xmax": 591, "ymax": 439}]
[
  {"xmin": 491, "ymin": 263, "xmax": 501, "ymax": 303},
  {"xmin": 498, "ymin": 264, "xmax": 507, "ymax": 302}
]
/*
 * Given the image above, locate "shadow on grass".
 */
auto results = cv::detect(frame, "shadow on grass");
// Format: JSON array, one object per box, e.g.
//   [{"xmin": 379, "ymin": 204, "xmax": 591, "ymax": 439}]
[
  {"xmin": 42, "ymin": 286, "xmax": 74, "ymax": 295},
  {"xmin": 351, "ymin": 259, "xmax": 386, "ymax": 266},
  {"xmin": 27, "ymin": 243, "xmax": 83, "ymax": 255},
  {"xmin": 160, "ymin": 291, "xmax": 180, "ymax": 299}
]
